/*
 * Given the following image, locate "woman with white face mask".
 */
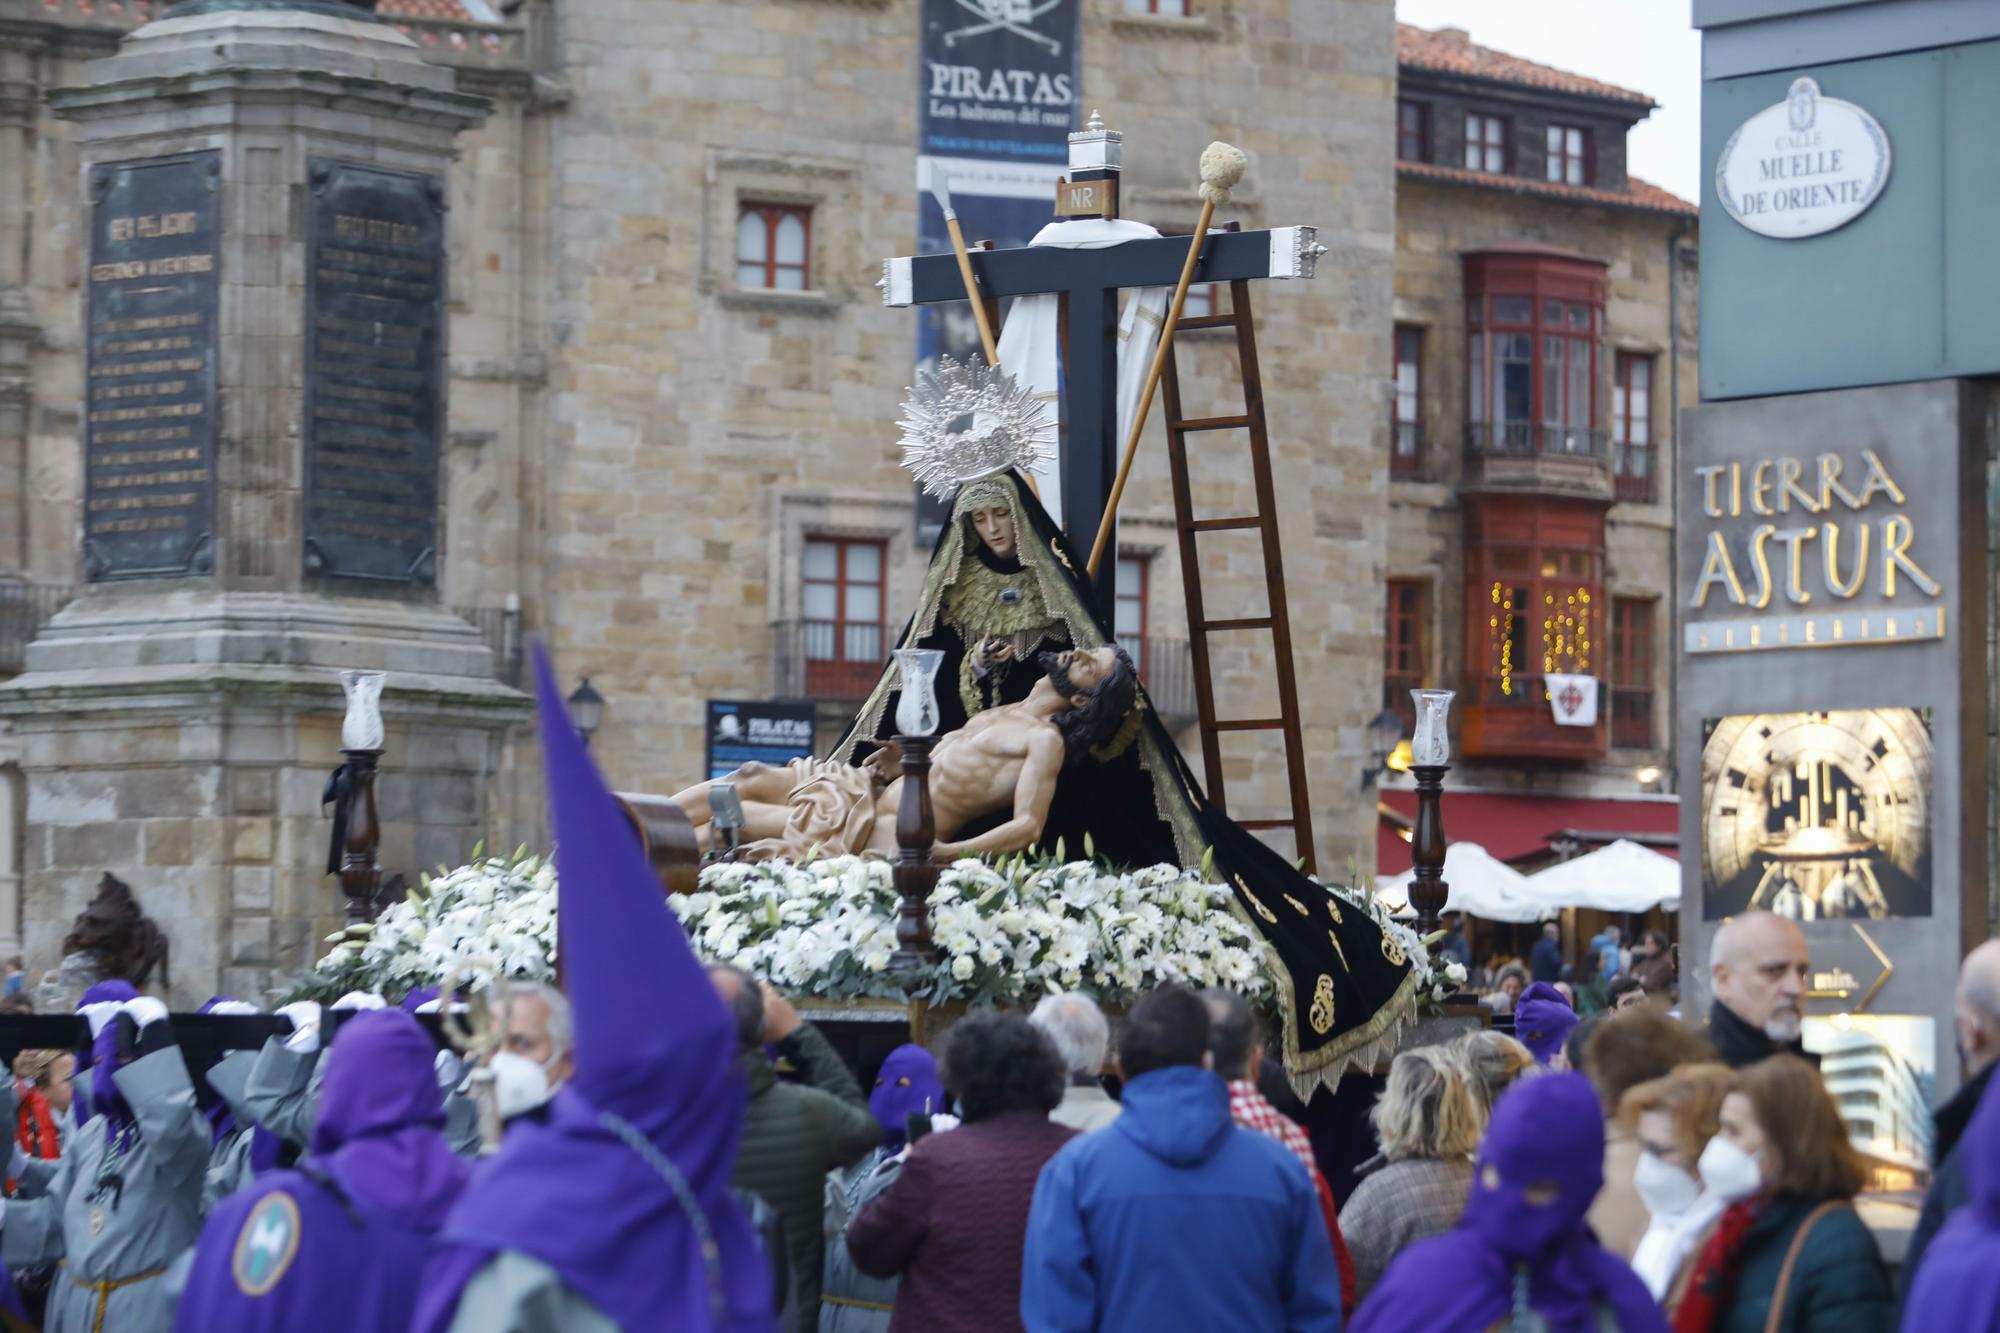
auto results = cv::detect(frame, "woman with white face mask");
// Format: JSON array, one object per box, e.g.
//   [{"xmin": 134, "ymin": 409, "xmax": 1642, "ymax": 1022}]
[
  {"xmin": 1617, "ymin": 1064, "xmax": 1734, "ymax": 1314},
  {"xmin": 1673, "ymin": 1057, "xmax": 1891, "ymax": 1333}
]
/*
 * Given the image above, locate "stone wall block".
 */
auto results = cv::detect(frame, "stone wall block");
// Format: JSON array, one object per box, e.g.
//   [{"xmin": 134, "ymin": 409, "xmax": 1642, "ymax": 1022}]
[
  {"xmin": 230, "ymin": 767, "xmax": 278, "ymax": 816},
  {"xmin": 230, "ymin": 867, "xmax": 274, "ymax": 914},
  {"xmin": 143, "ymin": 819, "xmax": 194, "ymax": 868},
  {"xmin": 49, "ymin": 820, "xmax": 140, "ymax": 870},
  {"xmin": 229, "ymin": 817, "xmax": 274, "ymax": 864},
  {"xmin": 228, "ymin": 915, "xmax": 272, "ymax": 968}
]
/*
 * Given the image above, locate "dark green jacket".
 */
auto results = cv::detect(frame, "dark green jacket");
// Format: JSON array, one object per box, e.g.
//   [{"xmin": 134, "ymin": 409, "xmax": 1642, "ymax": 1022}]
[
  {"xmin": 1715, "ymin": 1194, "xmax": 1892, "ymax": 1333},
  {"xmin": 729, "ymin": 1024, "xmax": 881, "ymax": 1333}
]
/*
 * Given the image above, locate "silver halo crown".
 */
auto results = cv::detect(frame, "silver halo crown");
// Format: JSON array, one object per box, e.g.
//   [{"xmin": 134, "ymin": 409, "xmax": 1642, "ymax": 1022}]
[{"xmin": 898, "ymin": 355, "xmax": 1056, "ymax": 500}]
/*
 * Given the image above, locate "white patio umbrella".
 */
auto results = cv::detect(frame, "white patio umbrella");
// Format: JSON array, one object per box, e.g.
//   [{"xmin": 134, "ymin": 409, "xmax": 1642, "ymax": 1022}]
[
  {"xmin": 1518, "ymin": 839, "xmax": 1682, "ymax": 914},
  {"xmin": 1375, "ymin": 842, "xmax": 1554, "ymax": 923}
]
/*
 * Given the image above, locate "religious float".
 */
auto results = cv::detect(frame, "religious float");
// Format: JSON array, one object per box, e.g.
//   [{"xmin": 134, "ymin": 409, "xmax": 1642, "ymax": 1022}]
[{"xmin": 306, "ymin": 119, "xmax": 1477, "ymax": 1097}]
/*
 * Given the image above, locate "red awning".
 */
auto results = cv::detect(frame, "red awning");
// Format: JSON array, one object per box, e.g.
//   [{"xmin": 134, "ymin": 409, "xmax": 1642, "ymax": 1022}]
[{"xmin": 1376, "ymin": 791, "xmax": 1679, "ymax": 876}]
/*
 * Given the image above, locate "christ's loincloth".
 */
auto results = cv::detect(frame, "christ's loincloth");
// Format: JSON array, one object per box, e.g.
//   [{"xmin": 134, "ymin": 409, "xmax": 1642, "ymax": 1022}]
[{"xmin": 745, "ymin": 757, "xmax": 890, "ymax": 859}]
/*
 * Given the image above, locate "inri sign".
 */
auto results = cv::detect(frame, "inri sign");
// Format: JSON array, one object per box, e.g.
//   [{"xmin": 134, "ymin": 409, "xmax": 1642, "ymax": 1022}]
[{"xmin": 1716, "ymin": 77, "xmax": 1891, "ymax": 240}]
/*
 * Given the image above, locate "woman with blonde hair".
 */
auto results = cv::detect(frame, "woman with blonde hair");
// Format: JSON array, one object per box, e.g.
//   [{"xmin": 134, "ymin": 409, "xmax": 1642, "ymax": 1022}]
[
  {"xmin": 1619, "ymin": 1063, "xmax": 1734, "ymax": 1314},
  {"xmin": 1337, "ymin": 1046, "xmax": 1485, "ymax": 1304},
  {"xmin": 1450, "ymin": 1027, "xmax": 1537, "ymax": 1114},
  {"xmin": 1675, "ymin": 1056, "xmax": 1890, "ymax": 1332}
]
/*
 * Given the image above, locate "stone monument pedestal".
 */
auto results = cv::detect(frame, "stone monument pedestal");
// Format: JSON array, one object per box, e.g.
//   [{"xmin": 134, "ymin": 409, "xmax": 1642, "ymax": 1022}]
[{"xmin": 0, "ymin": 6, "xmax": 526, "ymax": 1001}]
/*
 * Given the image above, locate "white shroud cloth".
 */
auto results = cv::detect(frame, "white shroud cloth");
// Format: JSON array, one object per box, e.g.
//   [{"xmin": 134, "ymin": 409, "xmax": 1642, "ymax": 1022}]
[{"xmin": 993, "ymin": 218, "xmax": 1172, "ymax": 531}]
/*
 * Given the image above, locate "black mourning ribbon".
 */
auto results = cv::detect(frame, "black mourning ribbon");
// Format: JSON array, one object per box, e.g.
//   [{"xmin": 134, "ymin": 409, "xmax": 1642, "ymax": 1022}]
[{"xmin": 321, "ymin": 764, "xmax": 353, "ymax": 877}]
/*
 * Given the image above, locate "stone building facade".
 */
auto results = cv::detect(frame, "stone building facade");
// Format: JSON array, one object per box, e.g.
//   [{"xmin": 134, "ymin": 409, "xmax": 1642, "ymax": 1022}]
[
  {"xmin": 1376, "ymin": 25, "xmax": 1696, "ymax": 874},
  {"xmin": 0, "ymin": 0, "xmax": 1406, "ymax": 996}
]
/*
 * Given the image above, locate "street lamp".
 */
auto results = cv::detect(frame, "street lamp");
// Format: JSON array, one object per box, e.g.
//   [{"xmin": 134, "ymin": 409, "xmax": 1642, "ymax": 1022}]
[
  {"xmin": 567, "ymin": 677, "xmax": 605, "ymax": 747},
  {"xmin": 1358, "ymin": 708, "xmax": 1405, "ymax": 789}
]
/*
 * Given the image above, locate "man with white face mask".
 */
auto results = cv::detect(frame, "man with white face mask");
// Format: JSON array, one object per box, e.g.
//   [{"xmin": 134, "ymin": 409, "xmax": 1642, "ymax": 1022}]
[
  {"xmin": 483, "ymin": 982, "xmax": 574, "ymax": 1123},
  {"xmin": 1703, "ymin": 912, "xmax": 1815, "ymax": 1069}
]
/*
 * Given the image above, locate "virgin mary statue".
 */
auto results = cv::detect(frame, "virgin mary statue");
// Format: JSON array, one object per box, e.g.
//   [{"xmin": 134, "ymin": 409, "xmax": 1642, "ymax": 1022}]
[{"xmin": 831, "ymin": 470, "xmax": 1418, "ymax": 1094}]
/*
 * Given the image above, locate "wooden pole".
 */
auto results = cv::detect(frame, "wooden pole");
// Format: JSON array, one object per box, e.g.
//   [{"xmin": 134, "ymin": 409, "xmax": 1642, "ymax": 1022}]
[
  {"xmin": 1085, "ymin": 195, "xmax": 1215, "ymax": 579},
  {"xmin": 931, "ymin": 162, "xmax": 1041, "ymax": 499},
  {"xmin": 942, "ymin": 214, "xmax": 1002, "ymax": 370}
]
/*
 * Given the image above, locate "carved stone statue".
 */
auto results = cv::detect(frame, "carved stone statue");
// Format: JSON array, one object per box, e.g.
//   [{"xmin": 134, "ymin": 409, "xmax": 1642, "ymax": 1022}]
[
  {"xmin": 33, "ymin": 872, "xmax": 172, "ymax": 1012},
  {"xmin": 673, "ymin": 647, "xmax": 1137, "ymax": 860}
]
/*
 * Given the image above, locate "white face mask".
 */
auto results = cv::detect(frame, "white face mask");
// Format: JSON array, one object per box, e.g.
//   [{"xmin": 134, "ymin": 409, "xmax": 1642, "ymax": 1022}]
[
  {"xmin": 1634, "ymin": 1150, "xmax": 1702, "ymax": 1218},
  {"xmin": 1697, "ymin": 1136, "xmax": 1764, "ymax": 1203},
  {"xmin": 490, "ymin": 1050, "xmax": 561, "ymax": 1121}
]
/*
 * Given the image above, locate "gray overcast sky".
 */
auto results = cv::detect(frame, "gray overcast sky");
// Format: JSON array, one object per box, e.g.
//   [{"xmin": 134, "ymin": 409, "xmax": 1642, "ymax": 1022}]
[{"xmin": 1393, "ymin": 0, "xmax": 1703, "ymax": 204}]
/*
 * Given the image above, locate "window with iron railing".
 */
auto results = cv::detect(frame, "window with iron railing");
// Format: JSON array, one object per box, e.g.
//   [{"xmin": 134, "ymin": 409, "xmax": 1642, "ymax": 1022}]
[
  {"xmin": 1466, "ymin": 292, "xmax": 1602, "ymax": 461},
  {"xmin": 1611, "ymin": 597, "xmax": 1655, "ymax": 749},
  {"xmin": 1613, "ymin": 353, "xmax": 1654, "ymax": 502},
  {"xmin": 1392, "ymin": 325, "xmax": 1423, "ymax": 479},
  {"xmin": 802, "ymin": 536, "xmax": 885, "ymax": 698}
]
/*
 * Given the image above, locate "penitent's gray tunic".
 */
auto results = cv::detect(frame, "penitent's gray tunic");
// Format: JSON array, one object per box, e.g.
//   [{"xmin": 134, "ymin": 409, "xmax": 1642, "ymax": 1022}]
[
  {"xmin": 446, "ymin": 1251, "xmax": 621, "ymax": 1333},
  {"xmin": 3, "ymin": 1047, "xmax": 209, "ymax": 1333},
  {"xmin": 200, "ymin": 1050, "xmax": 259, "ymax": 1212}
]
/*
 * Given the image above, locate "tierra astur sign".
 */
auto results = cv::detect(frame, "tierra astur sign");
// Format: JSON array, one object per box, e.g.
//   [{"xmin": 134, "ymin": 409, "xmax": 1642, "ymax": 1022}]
[{"xmin": 1715, "ymin": 77, "xmax": 1891, "ymax": 239}]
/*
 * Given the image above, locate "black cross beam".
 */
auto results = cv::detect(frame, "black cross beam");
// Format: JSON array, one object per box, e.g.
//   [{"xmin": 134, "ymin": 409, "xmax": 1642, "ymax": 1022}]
[
  {"xmin": 885, "ymin": 226, "xmax": 1320, "ymax": 608},
  {"xmin": 0, "ymin": 1010, "xmax": 455, "ymax": 1111}
]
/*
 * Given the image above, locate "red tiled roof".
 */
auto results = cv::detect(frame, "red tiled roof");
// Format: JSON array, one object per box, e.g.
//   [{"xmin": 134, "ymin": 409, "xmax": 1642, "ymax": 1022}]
[
  {"xmin": 1399, "ymin": 159, "xmax": 1698, "ymax": 218},
  {"xmin": 379, "ymin": 0, "xmax": 477, "ymax": 20},
  {"xmin": 1397, "ymin": 24, "xmax": 1655, "ymax": 108}
]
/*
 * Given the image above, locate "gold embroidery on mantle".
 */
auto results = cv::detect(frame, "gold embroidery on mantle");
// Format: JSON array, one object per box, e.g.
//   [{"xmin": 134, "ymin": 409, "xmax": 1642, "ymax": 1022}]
[
  {"xmin": 1284, "ymin": 894, "xmax": 1309, "ymax": 917},
  {"xmin": 1381, "ymin": 934, "xmax": 1407, "ymax": 968},
  {"xmin": 1309, "ymin": 975, "xmax": 1336, "ymax": 1034},
  {"xmin": 1326, "ymin": 929, "xmax": 1350, "ymax": 972}
]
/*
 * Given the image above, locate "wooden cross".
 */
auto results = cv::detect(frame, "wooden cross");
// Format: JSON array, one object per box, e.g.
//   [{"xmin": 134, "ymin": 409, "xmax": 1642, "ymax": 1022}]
[{"xmin": 883, "ymin": 225, "xmax": 1323, "ymax": 606}]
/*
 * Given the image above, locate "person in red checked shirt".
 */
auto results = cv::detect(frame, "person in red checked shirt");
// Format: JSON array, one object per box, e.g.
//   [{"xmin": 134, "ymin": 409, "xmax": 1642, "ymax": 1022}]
[{"xmin": 1202, "ymin": 989, "xmax": 1357, "ymax": 1314}]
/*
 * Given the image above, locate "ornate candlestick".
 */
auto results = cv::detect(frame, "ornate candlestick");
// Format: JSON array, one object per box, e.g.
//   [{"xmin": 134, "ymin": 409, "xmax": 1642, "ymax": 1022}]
[
  {"xmin": 336, "ymin": 670, "xmax": 386, "ymax": 923},
  {"xmin": 1406, "ymin": 688, "xmax": 1455, "ymax": 935},
  {"xmin": 888, "ymin": 648, "xmax": 945, "ymax": 976}
]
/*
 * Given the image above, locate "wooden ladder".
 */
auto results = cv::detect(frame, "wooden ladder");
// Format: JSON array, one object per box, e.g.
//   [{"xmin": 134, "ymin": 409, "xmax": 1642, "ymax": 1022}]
[{"xmin": 1157, "ymin": 275, "xmax": 1317, "ymax": 875}]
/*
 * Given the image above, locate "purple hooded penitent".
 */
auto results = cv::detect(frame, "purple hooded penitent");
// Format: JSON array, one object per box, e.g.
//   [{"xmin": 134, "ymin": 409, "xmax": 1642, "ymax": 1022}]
[
  {"xmin": 73, "ymin": 978, "xmax": 137, "ymax": 1128},
  {"xmin": 1904, "ymin": 1068, "xmax": 2000, "ymax": 1327},
  {"xmin": 401, "ymin": 986, "xmax": 440, "ymax": 1013},
  {"xmin": 869, "ymin": 1044, "xmax": 945, "ymax": 1152},
  {"xmin": 172, "ymin": 1008, "xmax": 472, "ymax": 1333},
  {"xmin": 1349, "ymin": 1074, "xmax": 1666, "ymax": 1333},
  {"xmin": 1514, "ymin": 982, "xmax": 1579, "ymax": 1066},
  {"xmin": 410, "ymin": 644, "xmax": 774, "ymax": 1333}
]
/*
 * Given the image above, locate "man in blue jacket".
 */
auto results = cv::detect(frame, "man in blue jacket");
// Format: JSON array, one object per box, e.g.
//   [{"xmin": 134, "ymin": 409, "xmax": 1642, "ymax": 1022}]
[{"xmin": 1019, "ymin": 985, "xmax": 1342, "ymax": 1333}]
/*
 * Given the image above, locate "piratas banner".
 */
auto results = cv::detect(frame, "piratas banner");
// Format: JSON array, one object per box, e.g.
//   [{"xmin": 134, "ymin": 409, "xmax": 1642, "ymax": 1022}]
[{"xmin": 913, "ymin": 0, "xmax": 1081, "ymax": 543}]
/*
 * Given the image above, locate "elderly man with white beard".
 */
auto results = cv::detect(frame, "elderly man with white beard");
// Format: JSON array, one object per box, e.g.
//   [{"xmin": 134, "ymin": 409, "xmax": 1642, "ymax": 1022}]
[{"xmin": 1703, "ymin": 912, "xmax": 1816, "ymax": 1069}]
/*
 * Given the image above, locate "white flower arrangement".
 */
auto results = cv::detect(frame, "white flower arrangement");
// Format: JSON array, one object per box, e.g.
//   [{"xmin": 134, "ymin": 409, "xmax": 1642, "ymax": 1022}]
[
  {"xmin": 679, "ymin": 854, "xmax": 1274, "ymax": 1007},
  {"xmin": 298, "ymin": 845, "xmax": 558, "ymax": 1002}
]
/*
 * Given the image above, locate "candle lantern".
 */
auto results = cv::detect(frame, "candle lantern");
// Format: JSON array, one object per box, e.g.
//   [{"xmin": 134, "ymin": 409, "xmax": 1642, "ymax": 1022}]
[
  {"xmin": 889, "ymin": 649, "xmax": 946, "ymax": 976},
  {"xmin": 334, "ymin": 670, "xmax": 387, "ymax": 923},
  {"xmin": 1407, "ymin": 688, "xmax": 1455, "ymax": 934}
]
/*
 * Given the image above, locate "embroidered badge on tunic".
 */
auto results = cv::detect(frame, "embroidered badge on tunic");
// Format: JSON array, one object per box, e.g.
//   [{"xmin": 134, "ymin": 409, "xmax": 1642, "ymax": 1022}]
[{"xmin": 231, "ymin": 1191, "xmax": 302, "ymax": 1297}]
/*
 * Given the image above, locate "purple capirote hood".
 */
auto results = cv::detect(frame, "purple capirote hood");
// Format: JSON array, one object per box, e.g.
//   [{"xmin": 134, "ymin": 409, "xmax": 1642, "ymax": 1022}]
[
  {"xmin": 1350, "ymin": 1074, "xmax": 1666, "ymax": 1333},
  {"xmin": 1514, "ymin": 982, "xmax": 1578, "ymax": 1066},
  {"xmin": 309, "ymin": 1007, "xmax": 467, "ymax": 1231},
  {"xmin": 1903, "ymin": 1067, "xmax": 2000, "ymax": 1328},
  {"xmin": 870, "ymin": 1044, "xmax": 944, "ymax": 1150},
  {"xmin": 409, "ymin": 644, "xmax": 771, "ymax": 1333},
  {"xmin": 312, "ymin": 1008, "xmax": 445, "ymax": 1153}
]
